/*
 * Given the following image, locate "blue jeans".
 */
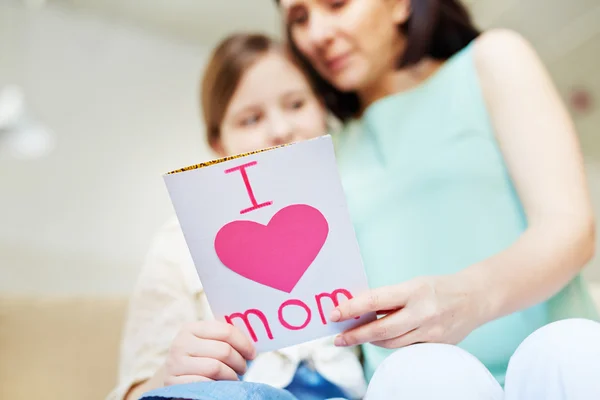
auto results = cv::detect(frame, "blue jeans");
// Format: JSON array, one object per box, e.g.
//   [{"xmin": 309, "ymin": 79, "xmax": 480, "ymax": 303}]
[
  {"xmin": 140, "ymin": 381, "xmax": 298, "ymax": 400},
  {"xmin": 140, "ymin": 362, "xmax": 349, "ymax": 400}
]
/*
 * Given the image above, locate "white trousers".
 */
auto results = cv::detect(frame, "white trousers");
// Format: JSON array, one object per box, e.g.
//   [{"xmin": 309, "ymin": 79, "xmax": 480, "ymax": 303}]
[{"xmin": 364, "ymin": 319, "xmax": 600, "ymax": 400}]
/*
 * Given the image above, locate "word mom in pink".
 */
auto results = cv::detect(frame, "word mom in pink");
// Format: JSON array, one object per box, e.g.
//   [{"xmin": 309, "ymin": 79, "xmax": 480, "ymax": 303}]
[{"xmin": 224, "ymin": 288, "xmax": 355, "ymax": 342}]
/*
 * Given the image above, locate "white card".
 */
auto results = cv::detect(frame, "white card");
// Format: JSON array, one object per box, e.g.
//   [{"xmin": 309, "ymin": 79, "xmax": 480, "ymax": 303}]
[{"xmin": 163, "ymin": 135, "xmax": 376, "ymax": 353}]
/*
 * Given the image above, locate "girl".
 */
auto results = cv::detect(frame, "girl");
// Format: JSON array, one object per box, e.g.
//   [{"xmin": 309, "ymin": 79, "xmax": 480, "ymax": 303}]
[
  {"xmin": 275, "ymin": 0, "xmax": 600, "ymax": 398},
  {"xmin": 108, "ymin": 33, "xmax": 366, "ymax": 400}
]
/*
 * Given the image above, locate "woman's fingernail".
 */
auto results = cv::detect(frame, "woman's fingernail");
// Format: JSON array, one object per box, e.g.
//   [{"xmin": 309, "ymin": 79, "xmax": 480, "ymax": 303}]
[
  {"xmin": 330, "ymin": 309, "xmax": 341, "ymax": 322},
  {"xmin": 334, "ymin": 336, "xmax": 347, "ymax": 346}
]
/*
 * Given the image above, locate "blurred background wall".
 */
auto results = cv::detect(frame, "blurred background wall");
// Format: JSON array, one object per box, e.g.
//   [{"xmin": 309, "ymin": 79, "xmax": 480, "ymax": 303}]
[
  {"xmin": 2, "ymin": 0, "xmax": 599, "ymax": 295},
  {"xmin": 0, "ymin": 1, "xmax": 279, "ymax": 295}
]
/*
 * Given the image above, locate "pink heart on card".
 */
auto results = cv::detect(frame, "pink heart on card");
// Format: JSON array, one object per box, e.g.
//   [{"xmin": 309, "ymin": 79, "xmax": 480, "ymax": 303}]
[{"xmin": 214, "ymin": 204, "xmax": 329, "ymax": 293}]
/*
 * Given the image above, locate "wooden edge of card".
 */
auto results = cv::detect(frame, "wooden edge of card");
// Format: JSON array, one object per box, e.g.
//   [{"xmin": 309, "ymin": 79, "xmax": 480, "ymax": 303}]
[{"xmin": 165, "ymin": 143, "xmax": 291, "ymax": 175}]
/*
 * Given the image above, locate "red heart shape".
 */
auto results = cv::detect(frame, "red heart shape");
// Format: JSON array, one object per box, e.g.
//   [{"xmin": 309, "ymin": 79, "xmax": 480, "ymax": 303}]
[{"xmin": 214, "ymin": 204, "xmax": 329, "ymax": 293}]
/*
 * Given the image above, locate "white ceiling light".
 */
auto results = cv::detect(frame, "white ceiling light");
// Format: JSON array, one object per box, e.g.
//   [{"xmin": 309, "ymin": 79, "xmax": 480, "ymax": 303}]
[{"xmin": 0, "ymin": 85, "xmax": 55, "ymax": 160}]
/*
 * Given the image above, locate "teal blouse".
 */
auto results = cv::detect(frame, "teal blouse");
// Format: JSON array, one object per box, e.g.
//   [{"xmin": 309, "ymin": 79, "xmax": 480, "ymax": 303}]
[{"xmin": 333, "ymin": 43, "xmax": 599, "ymax": 385}]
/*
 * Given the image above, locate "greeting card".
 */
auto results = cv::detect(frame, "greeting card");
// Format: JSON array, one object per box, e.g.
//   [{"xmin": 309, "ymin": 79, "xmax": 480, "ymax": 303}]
[{"xmin": 163, "ymin": 135, "xmax": 375, "ymax": 352}]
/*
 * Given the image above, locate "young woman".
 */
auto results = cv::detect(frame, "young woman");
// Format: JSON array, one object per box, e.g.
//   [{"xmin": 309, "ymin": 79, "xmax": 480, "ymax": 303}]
[
  {"xmin": 107, "ymin": 33, "xmax": 367, "ymax": 400},
  {"xmin": 274, "ymin": 0, "xmax": 600, "ymax": 398}
]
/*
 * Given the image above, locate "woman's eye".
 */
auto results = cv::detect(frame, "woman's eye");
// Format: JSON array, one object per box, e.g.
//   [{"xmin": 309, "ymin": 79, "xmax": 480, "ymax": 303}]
[
  {"xmin": 289, "ymin": 8, "xmax": 308, "ymax": 26},
  {"xmin": 329, "ymin": 0, "xmax": 347, "ymax": 10}
]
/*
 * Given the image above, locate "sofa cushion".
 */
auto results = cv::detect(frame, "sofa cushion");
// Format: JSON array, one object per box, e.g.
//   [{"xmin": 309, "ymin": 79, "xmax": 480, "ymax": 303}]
[{"xmin": 0, "ymin": 295, "xmax": 128, "ymax": 400}]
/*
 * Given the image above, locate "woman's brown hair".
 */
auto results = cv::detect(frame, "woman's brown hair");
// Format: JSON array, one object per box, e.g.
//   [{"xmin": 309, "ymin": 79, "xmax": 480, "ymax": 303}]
[
  {"xmin": 275, "ymin": 0, "xmax": 481, "ymax": 121},
  {"xmin": 200, "ymin": 33, "xmax": 279, "ymax": 148}
]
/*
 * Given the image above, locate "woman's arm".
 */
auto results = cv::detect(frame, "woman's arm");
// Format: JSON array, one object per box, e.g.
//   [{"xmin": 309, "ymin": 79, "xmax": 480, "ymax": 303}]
[{"xmin": 460, "ymin": 28, "xmax": 595, "ymax": 324}]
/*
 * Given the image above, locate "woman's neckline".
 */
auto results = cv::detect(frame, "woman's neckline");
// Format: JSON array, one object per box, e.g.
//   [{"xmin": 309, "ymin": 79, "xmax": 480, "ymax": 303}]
[{"xmin": 356, "ymin": 43, "xmax": 473, "ymax": 122}]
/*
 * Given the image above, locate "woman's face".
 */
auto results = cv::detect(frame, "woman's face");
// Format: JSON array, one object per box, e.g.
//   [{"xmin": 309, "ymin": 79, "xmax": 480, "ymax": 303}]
[
  {"xmin": 279, "ymin": 0, "xmax": 410, "ymax": 92},
  {"xmin": 216, "ymin": 51, "xmax": 327, "ymax": 156}
]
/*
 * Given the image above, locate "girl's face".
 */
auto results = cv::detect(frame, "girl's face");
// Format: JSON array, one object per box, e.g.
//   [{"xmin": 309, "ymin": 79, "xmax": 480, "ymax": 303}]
[
  {"xmin": 279, "ymin": 0, "xmax": 410, "ymax": 93},
  {"xmin": 216, "ymin": 51, "xmax": 327, "ymax": 156}
]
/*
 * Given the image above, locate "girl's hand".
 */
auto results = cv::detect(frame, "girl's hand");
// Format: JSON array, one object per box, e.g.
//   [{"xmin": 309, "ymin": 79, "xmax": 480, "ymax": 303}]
[
  {"xmin": 163, "ymin": 320, "xmax": 257, "ymax": 386},
  {"xmin": 330, "ymin": 275, "xmax": 485, "ymax": 349}
]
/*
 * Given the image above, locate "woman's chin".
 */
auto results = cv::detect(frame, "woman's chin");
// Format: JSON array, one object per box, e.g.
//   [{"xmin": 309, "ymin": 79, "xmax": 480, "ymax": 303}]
[
  {"xmin": 330, "ymin": 77, "xmax": 362, "ymax": 93},
  {"xmin": 326, "ymin": 69, "xmax": 367, "ymax": 94}
]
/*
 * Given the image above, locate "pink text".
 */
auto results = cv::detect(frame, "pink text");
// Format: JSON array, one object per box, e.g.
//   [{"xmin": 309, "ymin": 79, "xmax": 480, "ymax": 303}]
[
  {"xmin": 225, "ymin": 161, "xmax": 272, "ymax": 214},
  {"xmin": 224, "ymin": 288, "xmax": 355, "ymax": 342}
]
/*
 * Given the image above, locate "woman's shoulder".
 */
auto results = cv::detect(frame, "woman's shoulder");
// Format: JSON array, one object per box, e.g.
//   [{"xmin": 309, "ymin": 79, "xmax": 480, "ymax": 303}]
[
  {"xmin": 472, "ymin": 29, "xmax": 541, "ymax": 79},
  {"xmin": 473, "ymin": 28, "xmax": 533, "ymax": 54},
  {"xmin": 470, "ymin": 28, "xmax": 551, "ymax": 112}
]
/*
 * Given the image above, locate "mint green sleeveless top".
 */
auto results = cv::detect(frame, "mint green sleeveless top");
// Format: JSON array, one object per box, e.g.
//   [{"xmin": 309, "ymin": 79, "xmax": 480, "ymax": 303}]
[{"xmin": 333, "ymin": 43, "xmax": 599, "ymax": 385}]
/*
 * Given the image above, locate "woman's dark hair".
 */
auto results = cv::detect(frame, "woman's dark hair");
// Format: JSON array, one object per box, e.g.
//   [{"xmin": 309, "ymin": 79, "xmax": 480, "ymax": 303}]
[{"xmin": 275, "ymin": 0, "xmax": 481, "ymax": 121}]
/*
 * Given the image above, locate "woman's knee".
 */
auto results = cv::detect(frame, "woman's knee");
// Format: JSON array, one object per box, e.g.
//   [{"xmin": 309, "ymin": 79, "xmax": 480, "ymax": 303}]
[
  {"xmin": 505, "ymin": 318, "xmax": 600, "ymax": 399},
  {"xmin": 365, "ymin": 343, "xmax": 503, "ymax": 400},
  {"xmin": 509, "ymin": 318, "xmax": 600, "ymax": 366}
]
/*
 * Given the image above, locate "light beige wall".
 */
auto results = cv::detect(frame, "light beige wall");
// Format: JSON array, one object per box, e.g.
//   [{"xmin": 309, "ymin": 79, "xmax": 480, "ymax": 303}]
[
  {"xmin": 0, "ymin": 3, "xmax": 213, "ymax": 295},
  {"xmin": 1, "ymin": 1, "xmax": 599, "ymax": 295}
]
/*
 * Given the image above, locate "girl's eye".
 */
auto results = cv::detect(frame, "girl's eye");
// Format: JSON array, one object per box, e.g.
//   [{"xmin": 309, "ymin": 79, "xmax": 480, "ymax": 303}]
[
  {"xmin": 240, "ymin": 113, "xmax": 261, "ymax": 127},
  {"xmin": 289, "ymin": 99, "xmax": 306, "ymax": 110}
]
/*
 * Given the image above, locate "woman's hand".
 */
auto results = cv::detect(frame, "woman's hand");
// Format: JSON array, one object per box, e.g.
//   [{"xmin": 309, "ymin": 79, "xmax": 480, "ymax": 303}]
[
  {"xmin": 163, "ymin": 320, "xmax": 257, "ymax": 386},
  {"xmin": 330, "ymin": 275, "xmax": 485, "ymax": 349}
]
